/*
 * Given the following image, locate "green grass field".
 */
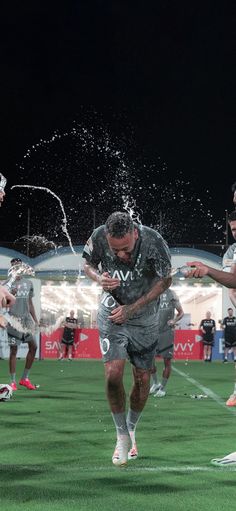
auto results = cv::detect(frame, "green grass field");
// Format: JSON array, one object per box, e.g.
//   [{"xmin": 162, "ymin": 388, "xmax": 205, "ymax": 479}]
[{"xmin": 1, "ymin": 358, "xmax": 236, "ymax": 511}]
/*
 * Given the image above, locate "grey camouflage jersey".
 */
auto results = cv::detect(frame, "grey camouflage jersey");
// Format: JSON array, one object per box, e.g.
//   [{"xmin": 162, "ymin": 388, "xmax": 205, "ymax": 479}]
[
  {"xmin": 157, "ymin": 289, "xmax": 181, "ymax": 333},
  {"xmin": 7, "ymin": 278, "xmax": 34, "ymax": 332},
  {"xmin": 82, "ymin": 224, "xmax": 171, "ymax": 324}
]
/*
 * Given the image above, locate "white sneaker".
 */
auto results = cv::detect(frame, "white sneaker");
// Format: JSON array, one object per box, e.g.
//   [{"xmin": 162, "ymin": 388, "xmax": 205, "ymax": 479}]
[
  {"xmin": 211, "ymin": 452, "xmax": 236, "ymax": 466},
  {"xmin": 154, "ymin": 388, "xmax": 166, "ymax": 397},
  {"xmin": 112, "ymin": 435, "xmax": 130, "ymax": 466},
  {"xmin": 149, "ymin": 383, "xmax": 161, "ymax": 394}
]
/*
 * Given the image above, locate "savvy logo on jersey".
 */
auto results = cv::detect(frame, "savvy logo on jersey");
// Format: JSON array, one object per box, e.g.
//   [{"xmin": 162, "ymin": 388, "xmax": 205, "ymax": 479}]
[{"xmin": 111, "ymin": 268, "xmax": 143, "ymax": 281}]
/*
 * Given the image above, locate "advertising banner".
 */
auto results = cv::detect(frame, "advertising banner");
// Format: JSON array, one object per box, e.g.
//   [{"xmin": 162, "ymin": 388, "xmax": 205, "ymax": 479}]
[
  {"xmin": 174, "ymin": 330, "xmax": 204, "ymax": 360},
  {"xmin": 40, "ymin": 328, "xmax": 101, "ymax": 359},
  {"xmin": 40, "ymin": 329, "xmax": 224, "ymax": 361}
]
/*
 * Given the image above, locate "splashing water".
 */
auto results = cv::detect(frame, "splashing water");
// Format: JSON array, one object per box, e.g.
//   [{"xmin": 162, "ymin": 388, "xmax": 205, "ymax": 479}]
[
  {"xmin": 16, "ymin": 235, "xmax": 62, "ymax": 252},
  {"xmin": 123, "ymin": 196, "xmax": 142, "ymax": 224},
  {"xmin": 11, "ymin": 185, "xmax": 77, "ymax": 255},
  {"xmin": 11, "ymin": 115, "xmax": 226, "ymax": 250}
]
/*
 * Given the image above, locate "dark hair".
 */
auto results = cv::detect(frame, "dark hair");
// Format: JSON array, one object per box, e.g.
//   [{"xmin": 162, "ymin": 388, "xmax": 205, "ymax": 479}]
[
  {"xmin": 10, "ymin": 257, "xmax": 22, "ymax": 265},
  {"xmin": 232, "ymin": 182, "xmax": 236, "ymax": 193},
  {"xmin": 105, "ymin": 212, "xmax": 134, "ymax": 238},
  {"xmin": 228, "ymin": 211, "xmax": 236, "ymax": 223},
  {"xmin": 228, "ymin": 307, "xmax": 233, "ymax": 311}
]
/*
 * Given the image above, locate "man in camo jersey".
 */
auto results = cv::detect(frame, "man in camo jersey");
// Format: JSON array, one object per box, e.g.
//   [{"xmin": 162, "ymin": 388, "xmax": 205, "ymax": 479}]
[{"xmin": 82, "ymin": 211, "xmax": 171, "ymax": 465}]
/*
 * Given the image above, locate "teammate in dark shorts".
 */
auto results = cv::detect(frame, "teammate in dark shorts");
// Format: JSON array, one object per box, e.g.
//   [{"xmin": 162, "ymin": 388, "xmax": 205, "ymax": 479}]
[
  {"xmin": 200, "ymin": 311, "xmax": 216, "ymax": 362},
  {"xmin": 221, "ymin": 308, "xmax": 236, "ymax": 363},
  {"xmin": 58, "ymin": 310, "xmax": 78, "ymax": 360},
  {"xmin": 82, "ymin": 211, "xmax": 171, "ymax": 465},
  {"xmin": 150, "ymin": 288, "xmax": 184, "ymax": 396}
]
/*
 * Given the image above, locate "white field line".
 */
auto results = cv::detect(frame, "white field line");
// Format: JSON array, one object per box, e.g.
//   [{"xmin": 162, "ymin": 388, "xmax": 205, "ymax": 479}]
[
  {"xmin": 172, "ymin": 366, "xmax": 236, "ymax": 416},
  {"xmin": 2, "ymin": 463, "xmax": 236, "ymax": 474},
  {"xmin": 60, "ymin": 465, "xmax": 236, "ymax": 473}
]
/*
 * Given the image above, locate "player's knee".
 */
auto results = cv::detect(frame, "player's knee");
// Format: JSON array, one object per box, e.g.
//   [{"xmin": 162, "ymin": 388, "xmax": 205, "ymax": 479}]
[
  {"xmin": 106, "ymin": 366, "xmax": 123, "ymax": 387},
  {"xmin": 134, "ymin": 369, "xmax": 150, "ymax": 387}
]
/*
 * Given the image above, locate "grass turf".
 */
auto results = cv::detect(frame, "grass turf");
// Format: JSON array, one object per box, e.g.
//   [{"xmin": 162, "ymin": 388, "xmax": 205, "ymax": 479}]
[{"xmin": 0, "ymin": 358, "xmax": 236, "ymax": 511}]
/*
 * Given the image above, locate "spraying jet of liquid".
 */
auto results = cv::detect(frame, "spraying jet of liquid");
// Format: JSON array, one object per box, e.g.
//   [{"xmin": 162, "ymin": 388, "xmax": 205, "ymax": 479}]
[{"xmin": 11, "ymin": 185, "xmax": 77, "ymax": 255}]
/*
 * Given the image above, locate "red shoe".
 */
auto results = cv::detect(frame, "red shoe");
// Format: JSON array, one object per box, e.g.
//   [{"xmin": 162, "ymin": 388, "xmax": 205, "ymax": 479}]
[
  {"xmin": 226, "ymin": 394, "xmax": 236, "ymax": 407},
  {"xmin": 19, "ymin": 378, "xmax": 37, "ymax": 390},
  {"xmin": 10, "ymin": 381, "xmax": 18, "ymax": 391}
]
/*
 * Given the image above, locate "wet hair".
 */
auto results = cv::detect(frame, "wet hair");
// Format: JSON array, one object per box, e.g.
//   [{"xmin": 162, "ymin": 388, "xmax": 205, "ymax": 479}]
[
  {"xmin": 228, "ymin": 211, "xmax": 236, "ymax": 222},
  {"xmin": 232, "ymin": 182, "xmax": 236, "ymax": 193},
  {"xmin": 10, "ymin": 257, "xmax": 22, "ymax": 265},
  {"xmin": 105, "ymin": 212, "xmax": 134, "ymax": 238}
]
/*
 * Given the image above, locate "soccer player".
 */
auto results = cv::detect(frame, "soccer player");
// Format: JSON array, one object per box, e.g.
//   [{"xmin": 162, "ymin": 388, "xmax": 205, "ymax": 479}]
[
  {"xmin": 184, "ymin": 210, "xmax": 236, "ymax": 465},
  {"xmin": 7, "ymin": 258, "xmax": 39, "ymax": 390},
  {"xmin": 199, "ymin": 311, "xmax": 216, "ymax": 362},
  {"xmin": 82, "ymin": 211, "xmax": 171, "ymax": 465},
  {"xmin": 58, "ymin": 310, "xmax": 78, "ymax": 360},
  {"xmin": 149, "ymin": 288, "xmax": 184, "ymax": 396},
  {"xmin": 221, "ymin": 308, "xmax": 236, "ymax": 363}
]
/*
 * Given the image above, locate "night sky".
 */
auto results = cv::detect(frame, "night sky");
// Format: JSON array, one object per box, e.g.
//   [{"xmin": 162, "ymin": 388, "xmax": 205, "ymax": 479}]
[{"xmin": 0, "ymin": 1, "xmax": 235, "ymax": 250}]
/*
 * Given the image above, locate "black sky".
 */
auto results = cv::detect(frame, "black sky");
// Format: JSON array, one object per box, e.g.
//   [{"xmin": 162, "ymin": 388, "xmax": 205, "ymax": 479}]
[{"xmin": 0, "ymin": 1, "xmax": 235, "ymax": 247}]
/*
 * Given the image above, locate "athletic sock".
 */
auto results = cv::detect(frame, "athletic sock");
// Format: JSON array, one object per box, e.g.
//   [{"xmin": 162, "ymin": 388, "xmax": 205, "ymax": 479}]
[
  {"xmin": 10, "ymin": 373, "xmax": 16, "ymax": 383},
  {"xmin": 161, "ymin": 377, "xmax": 168, "ymax": 389},
  {"xmin": 22, "ymin": 369, "xmax": 29, "ymax": 380},
  {"xmin": 126, "ymin": 408, "xmax": 141, "ymax": 446},
  {"xmin": 111, "ymin": 412, "xmax": 129, "ymax": 439},
  {"xmin": 151, "ymin": 373, "xmax": 158, "ymax": 385}
]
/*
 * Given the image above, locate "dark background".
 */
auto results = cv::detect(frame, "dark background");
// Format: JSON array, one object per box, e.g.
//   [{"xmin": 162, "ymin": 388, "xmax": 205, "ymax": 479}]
[{"xmin": 0, "ymin": 1, "xmax": 235, "ymax": 252}]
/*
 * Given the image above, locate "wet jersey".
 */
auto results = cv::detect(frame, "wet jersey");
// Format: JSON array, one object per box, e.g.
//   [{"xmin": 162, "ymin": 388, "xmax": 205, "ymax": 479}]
[
  {"xmin": 82, "ymin": 224, "xmax": 171, "ymax": 322},
  {"xmin": 223, "ymin": 243, "xmax": 236, "ymax": 272},
  {"xmin": 7, "ymin": 278, "xmax": 35, "ymax": 338},
  {"xmin": 200, "ymin": 319, "xmax": 215, "ymax": 341},
  {"xmin": 8, "ymin": 278, "xmax": 34, "ymax": 320},
  {"xmin": 157, "ymin": 289, "xmax": 181, "ymax": 333},
  {"xmin": 222, "ymin": 316, "xmax": 236, "ymax": 340}
]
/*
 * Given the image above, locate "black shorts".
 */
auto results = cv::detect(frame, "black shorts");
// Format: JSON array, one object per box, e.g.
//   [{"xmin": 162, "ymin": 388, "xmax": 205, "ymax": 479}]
[
  {"xmin": 225, "ymin": 337, "xmax": 236, "ymax": 348},
  {"xmin": 61, "ymin": 339, "xmax": 74, "ymax": 346},
  {"xmin": 203, "ymin": 340, "xmax": 214, "ymax": 346},
  {"xmin": 61, "ymin": 330, "xmax": 74, "ymax": 346}
]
